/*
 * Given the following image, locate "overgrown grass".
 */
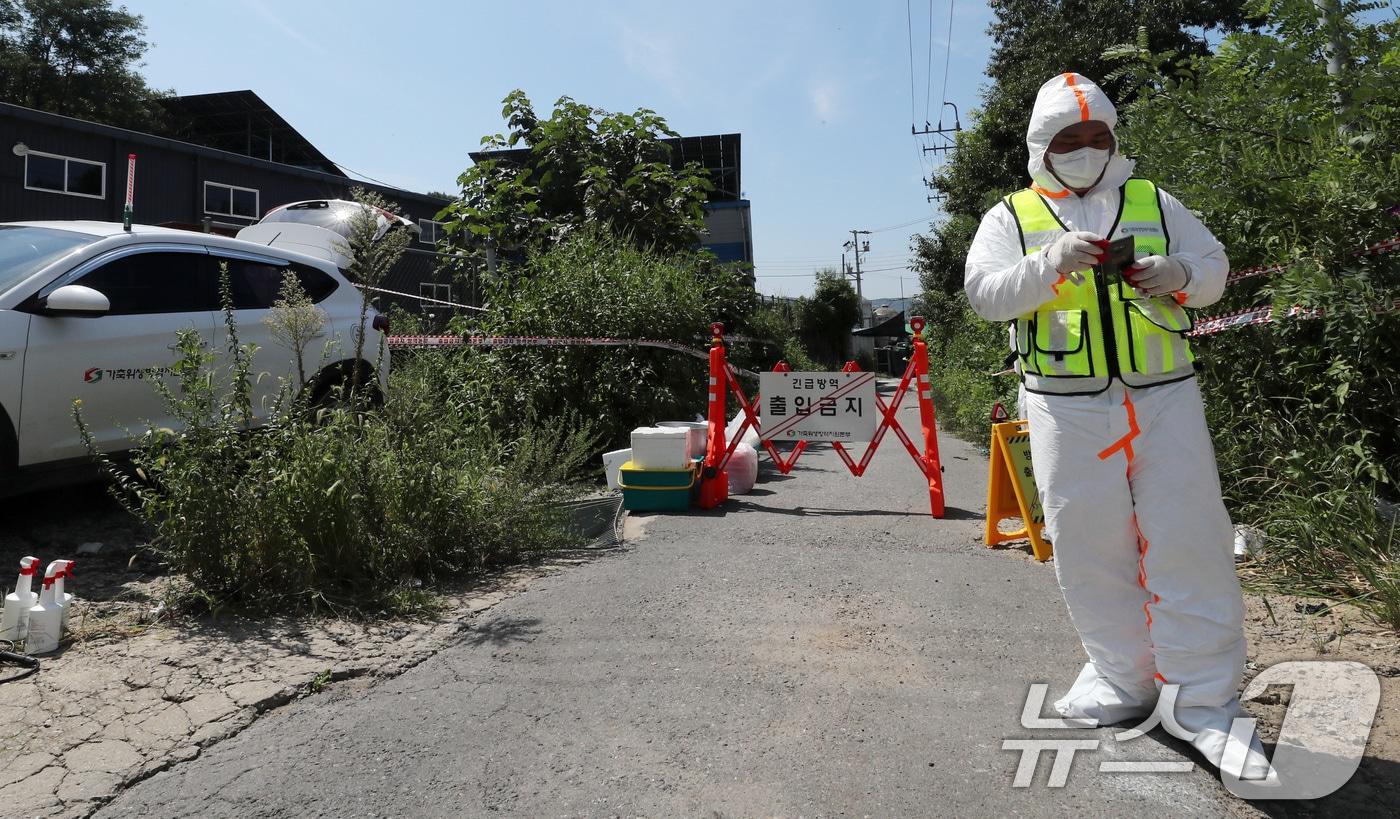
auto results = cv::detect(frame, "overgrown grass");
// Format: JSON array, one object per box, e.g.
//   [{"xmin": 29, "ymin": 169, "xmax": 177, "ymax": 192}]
[
  {"xmin": 923, "ymin": 294, "xmax": 1018, "ymax": 446},
  {"xmin": 77, "ymin": 269, "xmax": 594, "ymax": 615}
]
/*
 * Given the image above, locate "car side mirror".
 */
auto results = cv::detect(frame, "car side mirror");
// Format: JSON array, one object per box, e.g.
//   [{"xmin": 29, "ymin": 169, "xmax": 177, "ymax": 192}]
[{"xmin": 39, "ymin": 285, "xmax": 111, "ymax": 317}]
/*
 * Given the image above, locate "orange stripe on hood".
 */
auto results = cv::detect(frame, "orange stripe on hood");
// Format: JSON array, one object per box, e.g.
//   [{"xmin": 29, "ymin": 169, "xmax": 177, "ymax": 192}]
[
  {"xmin": 1030, "ymin": 183, "xmax": 1071, "ymax": 200},
  {"xmin": 1063, "ymin": 73, "xmax": 1091, "ymax": 121}
]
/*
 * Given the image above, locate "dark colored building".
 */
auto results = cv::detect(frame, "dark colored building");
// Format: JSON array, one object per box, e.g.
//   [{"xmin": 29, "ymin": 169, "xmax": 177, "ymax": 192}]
[
  {"xmin": 0, "ymin": 92, "xmax": 459, "ymax": 313},
  {"xmin": 470, "ymin": 132, "xmax": 754, "ymax": 268}
]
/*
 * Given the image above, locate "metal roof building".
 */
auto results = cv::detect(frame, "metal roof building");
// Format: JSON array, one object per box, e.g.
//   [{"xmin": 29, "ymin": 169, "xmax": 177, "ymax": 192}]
[{"xmin": 0, "ymin": 94, "xmax": 460, "ymax": 314}]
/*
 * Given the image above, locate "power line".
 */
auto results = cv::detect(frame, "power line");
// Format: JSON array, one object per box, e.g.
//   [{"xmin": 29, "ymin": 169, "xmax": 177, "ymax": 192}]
[
  {"xmin": 906, "ymin": 0, "xmax": 918, "ymax": 127},
  {"xmin": 755, "ymin": 252, "xmax": 907, "ymax": 264},
  {"xmin": 939, "ymin": 0, "xmax": 955, "ymax": 115},
  {"xmin": 925, "ymin": 0, "xmax": 935, "ymax": 122},
  {"xmin": 756, "ymin": 254, "xmax": 907, "ymax": 265},
  {"xmin": 869, "ymin": 215, "xmax": 933, "ymax": 233},
  {"xmin": 326, "ymin": 157, "xmax": 399, "ymax": 189},
  {"xmin": 904, "ymin": 0, "xmax": 940, "ymax": 216}
]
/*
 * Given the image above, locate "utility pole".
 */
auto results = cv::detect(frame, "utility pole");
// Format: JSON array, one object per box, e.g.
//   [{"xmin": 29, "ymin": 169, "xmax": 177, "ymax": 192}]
[
  {"xmin": 1314, "ymin": 0, "xmax": 1352, "ymax": 125},
  {"xmin": 843, "ymin": 229, "xmax": 871, "ymax": 327}
]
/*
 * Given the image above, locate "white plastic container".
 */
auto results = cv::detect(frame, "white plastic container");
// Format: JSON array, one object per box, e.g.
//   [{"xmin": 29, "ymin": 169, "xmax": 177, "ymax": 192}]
[
  {"xmin": 601, "ymin": 448, "xmax": 633, "ymax": 491},
  {"xmin": 52, "ymin": 560, "xmax": 74, "ymax": 629},
  {"xmin": 26, "ymin": 565, "xmax": 61, "ymax": 655},
  {"xmin": 629, "ymin": 426, "xmax": 692, "ymax": 470},
  {"xmin": 657, "ymin": 421, "xmax": 708, "ymax": 459},
  {"xmin": 0, "ymin": 556, "xmax": 40, "ymax": 642}
]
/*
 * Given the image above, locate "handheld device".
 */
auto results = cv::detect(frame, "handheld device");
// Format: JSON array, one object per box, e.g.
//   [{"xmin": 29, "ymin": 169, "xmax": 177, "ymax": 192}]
[{"xmin": 1092, "ymin": 236, "xmax": 1136, "ymax": 282}]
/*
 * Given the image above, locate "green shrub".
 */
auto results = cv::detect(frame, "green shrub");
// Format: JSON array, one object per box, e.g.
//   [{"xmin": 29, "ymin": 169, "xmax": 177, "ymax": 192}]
[
  {"xmin": 441, "ymin": 227, "xmax": 752, "ymax": 452},
  {"xmin": 920, "ymin": 292, "xmax": 1018, "ymax": 445},
  {"xmin": 78, "ymin": 283, "xmax": 593, "ymax": 614}
]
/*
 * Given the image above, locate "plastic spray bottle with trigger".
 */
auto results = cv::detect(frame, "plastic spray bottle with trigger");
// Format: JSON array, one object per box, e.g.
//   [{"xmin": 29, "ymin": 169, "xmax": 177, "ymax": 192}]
[
  {"xmin": 25, "ymin": 564, "xmax": 62, "ymax": 655},
  {"xmin": 51, "ymin": 560, "xmax": 75, "ymax": 629},
  {"xmin": 0, "ymin": 557, "xmax": 40, "ymax": 641}
]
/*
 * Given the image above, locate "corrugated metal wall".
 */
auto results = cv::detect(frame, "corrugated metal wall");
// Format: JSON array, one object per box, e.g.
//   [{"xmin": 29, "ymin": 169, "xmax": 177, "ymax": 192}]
[{"xmin": 1, "ymin": 110, "xmax": 445, "ymax": 228}]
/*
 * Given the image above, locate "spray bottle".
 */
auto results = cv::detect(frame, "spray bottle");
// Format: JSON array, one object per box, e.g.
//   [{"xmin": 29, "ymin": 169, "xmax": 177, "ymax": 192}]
[
  {"xmin": 0, "ymin": 557, "xmax": 40, "ymax": 642},
  {"xmin": 52, "ymin": 560, "xmax": 75, "ymax": 630},
  {"xmin": 25, "ymin": 564, "xmax": 61, "ymax": 655}
]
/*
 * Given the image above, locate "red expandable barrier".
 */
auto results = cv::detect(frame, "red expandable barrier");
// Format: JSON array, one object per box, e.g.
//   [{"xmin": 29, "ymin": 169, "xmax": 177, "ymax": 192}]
[{"xmin": 698, "ymin": 318, "xmax": 946, "ymax": 518}]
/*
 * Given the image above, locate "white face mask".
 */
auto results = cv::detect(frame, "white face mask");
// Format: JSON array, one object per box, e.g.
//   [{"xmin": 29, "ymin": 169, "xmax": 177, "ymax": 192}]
[{"xmin": 1048, "ymin": 146, "xmax": 1111, "ymax": 189}]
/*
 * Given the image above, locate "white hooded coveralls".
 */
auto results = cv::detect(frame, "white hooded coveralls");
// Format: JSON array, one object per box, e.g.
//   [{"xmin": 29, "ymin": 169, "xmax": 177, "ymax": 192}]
[{"xmin": 965, "ymin": 73, "xmax": 1259, "ymax": 775}]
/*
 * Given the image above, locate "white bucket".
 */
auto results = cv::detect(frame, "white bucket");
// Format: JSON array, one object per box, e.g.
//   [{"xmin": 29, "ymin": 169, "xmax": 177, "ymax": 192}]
[
  {"xmin": 602, "ymin": 448, "xmax": 632, "ymax": 491},
  {"xmin": 657, "ymin": 421, "xmax": 708, "ymax": 459}
]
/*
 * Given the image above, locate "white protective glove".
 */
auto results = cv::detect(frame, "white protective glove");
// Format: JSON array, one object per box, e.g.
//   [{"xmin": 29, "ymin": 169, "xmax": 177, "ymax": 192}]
[
  {"xmin": 1042, "ymin": 231, "xmax": 1103, "ymax": 286},
  {"xmin": 1125, "ymin": 254, "xmax": 1191, "ymax": 297}
]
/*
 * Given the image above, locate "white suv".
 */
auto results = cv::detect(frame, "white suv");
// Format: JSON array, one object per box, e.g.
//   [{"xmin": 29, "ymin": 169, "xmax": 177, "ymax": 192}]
[{"xmin": 0, "ymin": 221, "xmax": 389, "ymax": 491}]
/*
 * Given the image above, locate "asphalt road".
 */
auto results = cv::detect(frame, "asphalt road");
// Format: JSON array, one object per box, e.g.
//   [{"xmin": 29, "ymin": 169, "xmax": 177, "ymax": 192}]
[{"xmin": 99, "ymin": 394, "xmax": 1258, "ymax": 817}]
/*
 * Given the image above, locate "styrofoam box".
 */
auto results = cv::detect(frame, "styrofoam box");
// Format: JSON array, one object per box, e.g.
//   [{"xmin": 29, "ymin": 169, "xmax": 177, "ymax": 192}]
[
  {"xmin": 657, "ymin": 421, "xmax": 707, "ymax": 459},
  {"xmin": 629, "ymin": 426, "xmax": 693, "ymax": 470},
  {"xmin": 602, "ymin": 448, "xmax": 632, "ymax": 491}
]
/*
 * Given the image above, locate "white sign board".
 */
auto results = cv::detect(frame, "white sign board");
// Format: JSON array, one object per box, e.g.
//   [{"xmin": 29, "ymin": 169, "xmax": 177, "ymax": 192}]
[{"xmin": 758, "ymin": 371, "xmax": 878, "ymax": 442}]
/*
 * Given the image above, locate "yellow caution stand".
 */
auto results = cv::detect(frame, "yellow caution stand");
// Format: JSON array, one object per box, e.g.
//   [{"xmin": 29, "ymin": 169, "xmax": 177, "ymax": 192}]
[{"xmin": 986, "ymin": 420, "xmax": 1052, "ymax": 561}]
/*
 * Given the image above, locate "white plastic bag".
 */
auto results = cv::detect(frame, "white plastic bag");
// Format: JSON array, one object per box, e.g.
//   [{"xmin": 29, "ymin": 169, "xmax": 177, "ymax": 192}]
[
  {"xmin": 728, "ymin": 442, "xmax": 759, "ymax": 495},
  {"xmin": 725, "ymin": 410, "xmax": 760, "ymax": 450}
]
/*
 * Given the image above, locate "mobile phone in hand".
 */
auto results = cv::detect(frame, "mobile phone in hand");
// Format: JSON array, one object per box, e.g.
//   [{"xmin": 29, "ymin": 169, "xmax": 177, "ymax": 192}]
[{"xmin": 1091, "ymin": 236, "xmax": 1136, "ymax": 282}]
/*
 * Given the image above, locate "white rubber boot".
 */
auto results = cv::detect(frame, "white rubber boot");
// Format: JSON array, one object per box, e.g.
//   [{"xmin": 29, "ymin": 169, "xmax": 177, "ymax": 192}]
[
  {"xmin": 1172, "ymin": 700, "xmax": 1275, "ymax": 781},
  {"xmin": 1053, "ymin": 662, "xmax": 1155, "ymax": 726}
]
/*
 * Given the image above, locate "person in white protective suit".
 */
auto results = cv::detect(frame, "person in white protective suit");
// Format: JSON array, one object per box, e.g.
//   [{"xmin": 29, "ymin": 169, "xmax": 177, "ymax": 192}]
[{"xmin": 964, "ymin": 73, "xmax": 1272, "ymax": 781}]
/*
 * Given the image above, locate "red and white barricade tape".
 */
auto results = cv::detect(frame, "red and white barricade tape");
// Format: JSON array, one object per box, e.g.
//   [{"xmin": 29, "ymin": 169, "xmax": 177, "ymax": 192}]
[
  {"xmin": 386, "ymin": 334, "xmax": 762, "ymax": 378},
  {"xmin": 1191, "ymin": 233, "xmax": 1400, "ymax": 334},
  {"xmin": 1188, "ymin": 298, "xmax": 1400, "ymax": 338},
  {"xmin": 1225, "ymin": 234, "xmax": 1400, "ymax": 284}
]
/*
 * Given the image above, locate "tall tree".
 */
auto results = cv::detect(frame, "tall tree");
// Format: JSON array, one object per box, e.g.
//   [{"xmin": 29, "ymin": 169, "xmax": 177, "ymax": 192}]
[
  {"xmin": 0, "ymin": 0, "xmax": 169, "ymax": 130},
  {"xmin": 796, "ymin": 271, "xmax": 862, "ymax": 367},
  {"xmin": 437, "ymin": 90, "xmax": 714, "ymax": 256}
]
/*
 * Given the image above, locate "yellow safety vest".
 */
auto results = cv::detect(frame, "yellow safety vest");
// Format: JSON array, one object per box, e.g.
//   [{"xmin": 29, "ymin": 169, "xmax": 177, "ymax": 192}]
[{"xmin": 1004, "ymin": 178, "xmax": 1196, "ymax": 396}]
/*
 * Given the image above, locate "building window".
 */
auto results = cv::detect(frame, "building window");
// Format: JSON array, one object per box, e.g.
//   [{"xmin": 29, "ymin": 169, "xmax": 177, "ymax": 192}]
[
  {"xmin": 419, "ymin": 282, "xmax": 452, "ymax": 303},
  {"xmin": 418, "ymin": 219, "xmax": 446, "ymax": 246},
  {"xmin": 23, "ymin": 150, "xmax": 106, "ymax": 199},
  {"xmin": 204, "ymin": 181, "xmax": 260, "ymax": 219}
]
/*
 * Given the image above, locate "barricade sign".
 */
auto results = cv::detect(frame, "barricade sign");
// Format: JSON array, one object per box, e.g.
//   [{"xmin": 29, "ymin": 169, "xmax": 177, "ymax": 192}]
[
  {"xmin": 757, "ymin": 371, "xmax": 878, "ymax": 442},
  {"xmin": 698, "ymin": 319, "xmax": 946, "ymax": 518},
  {"xmin": 985, "ymin": 420, "xmax": 1051, "ymax": 561}
]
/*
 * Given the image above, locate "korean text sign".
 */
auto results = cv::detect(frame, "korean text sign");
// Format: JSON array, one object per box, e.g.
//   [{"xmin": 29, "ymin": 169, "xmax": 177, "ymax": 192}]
[{"xmin": 758, "ymin": 371, "xmax": 877, "ymax": 442}]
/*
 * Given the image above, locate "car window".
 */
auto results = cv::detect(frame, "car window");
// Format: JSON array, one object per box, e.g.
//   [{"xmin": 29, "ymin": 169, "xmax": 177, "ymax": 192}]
[
  {"xmin": 209, "ymin": 257, "xmax": 341, "ymax": 308},
  {"xmin": 76, "ymin": 251, "xmax": 219, "ymax": 315},
  {"xmin": 293, "ymin": 263, "xmax": 339, "ymax": 303},
  {"xmin": 0, "ymin": 225, "xmax": 98, "ymax": 296},
  {"xmin": 213, "ymin": 257, "xmax": 285, "ymax": 310}
]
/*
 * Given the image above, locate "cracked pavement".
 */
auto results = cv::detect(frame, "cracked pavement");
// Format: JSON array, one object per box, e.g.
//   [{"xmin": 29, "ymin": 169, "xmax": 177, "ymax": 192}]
[{"xmin": 1, "ymin": 568, "xmax": 537, "ymax": 818}]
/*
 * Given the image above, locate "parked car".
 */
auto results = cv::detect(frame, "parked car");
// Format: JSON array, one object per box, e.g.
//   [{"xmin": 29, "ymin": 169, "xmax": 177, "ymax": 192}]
[
  {"xmin": 257, "ymin": 199, "xmax": 420, "ymax": 243},
  {"xmin": 0, "ymin": 221, "xmax": 389, "ymax": 493}
]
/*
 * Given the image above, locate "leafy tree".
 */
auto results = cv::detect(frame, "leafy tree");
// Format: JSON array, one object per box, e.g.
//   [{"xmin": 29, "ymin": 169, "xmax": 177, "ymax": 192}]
[
  {"xmin": 1106, "ymin": 1, "xmax": 1399, "ymax": 621},
  {"xmin": 796, "ymin": 271, "xmax": 861, "ymax": 367},
  {"xmin": 437, "ymin": 91, "xmax": 714, "ymax": 256},
  {"xmin": 0, "ymin": 0, "xmax": 169, "ymax": 130}
]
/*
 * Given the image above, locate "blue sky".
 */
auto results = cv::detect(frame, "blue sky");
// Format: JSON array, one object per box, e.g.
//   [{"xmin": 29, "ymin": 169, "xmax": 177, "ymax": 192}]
[{"xmin": 131, "ymin": 0, "xmax": 997, "ymax": 299}]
